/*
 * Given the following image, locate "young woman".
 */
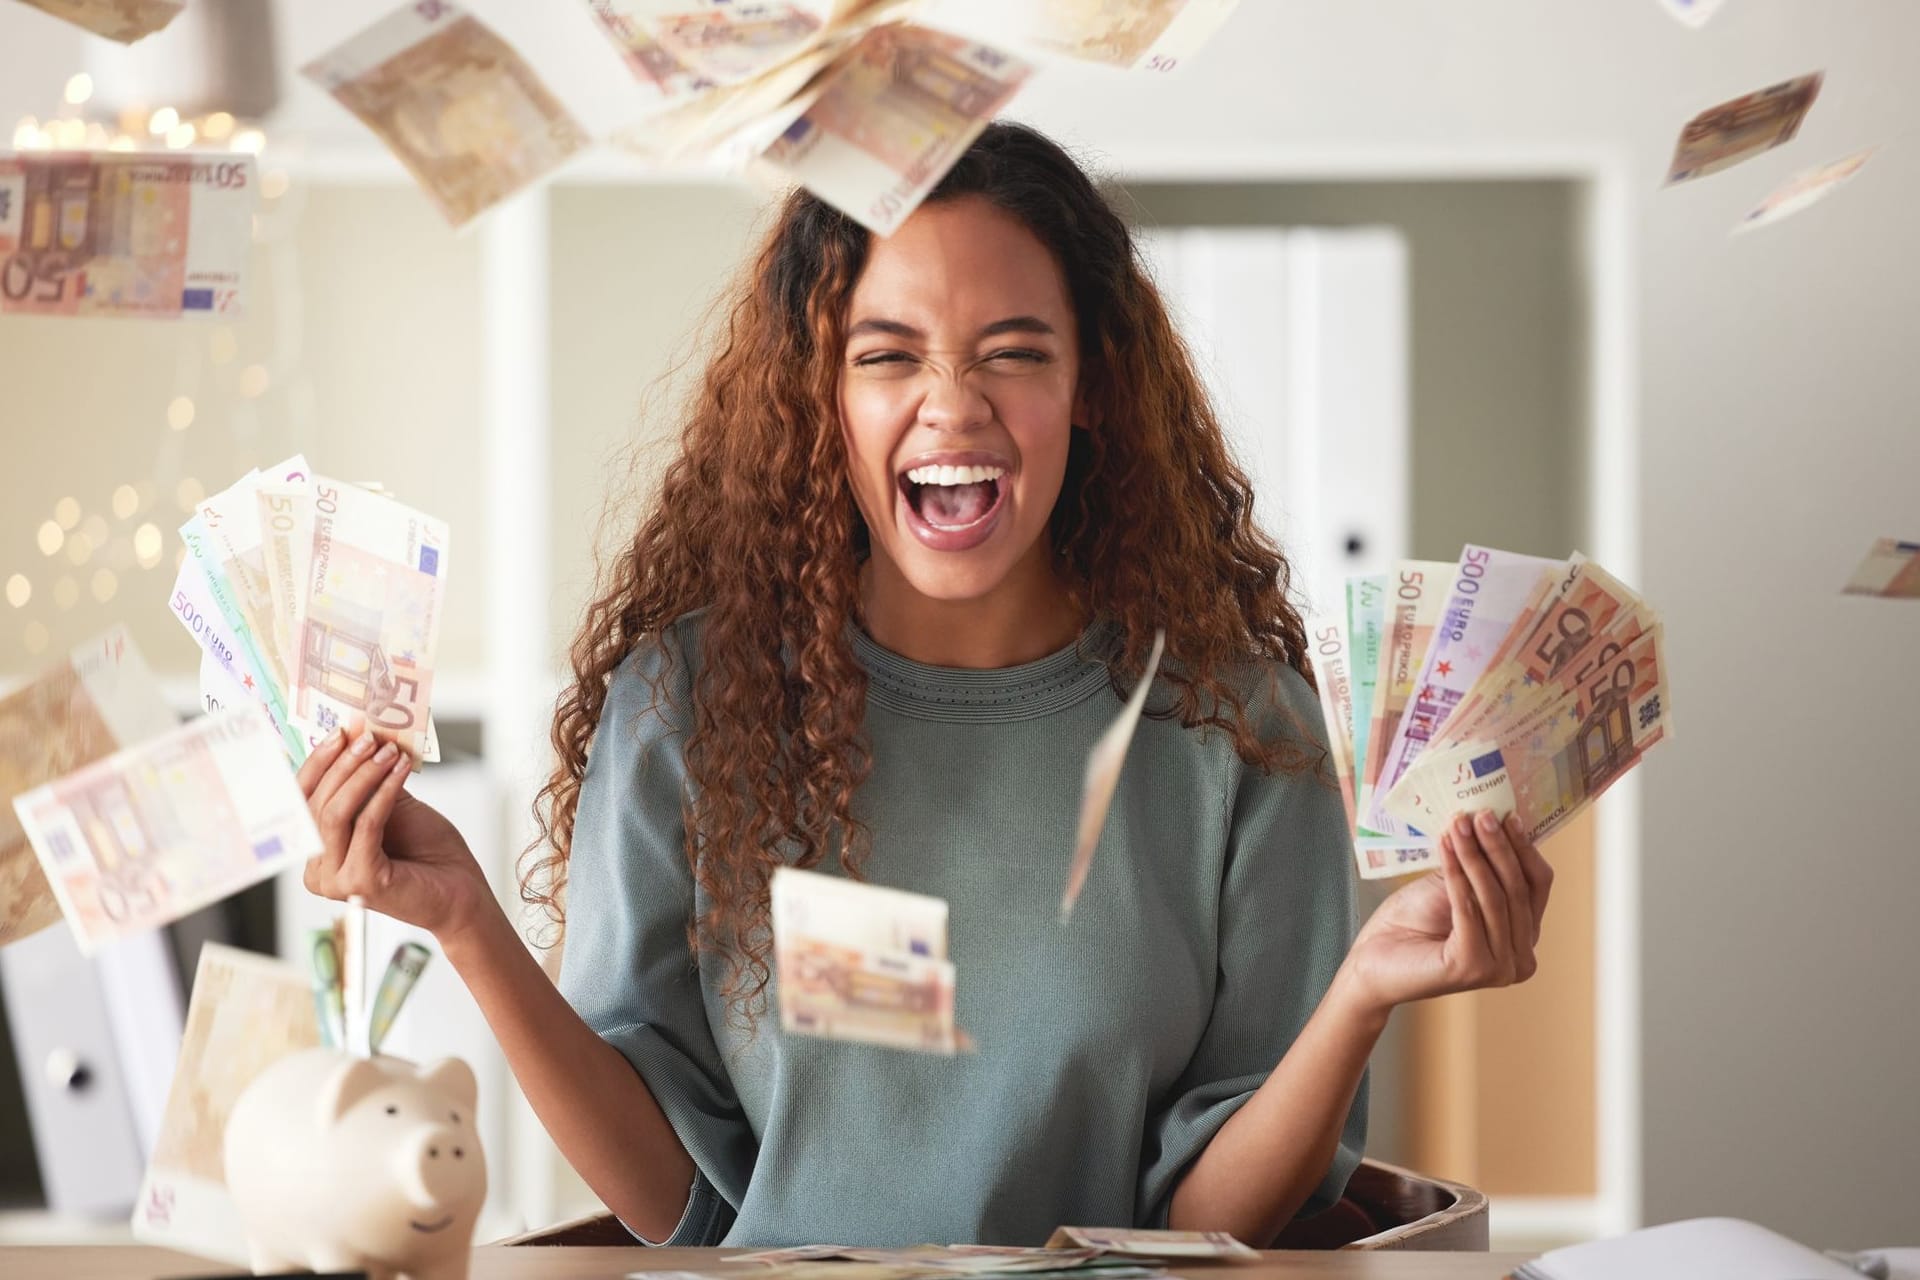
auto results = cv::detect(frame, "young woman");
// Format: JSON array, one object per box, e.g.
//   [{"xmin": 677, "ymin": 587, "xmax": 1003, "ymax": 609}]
[{"xmin": 297, "ymin": 122, "xmax": 1554, "ymax": 1249}]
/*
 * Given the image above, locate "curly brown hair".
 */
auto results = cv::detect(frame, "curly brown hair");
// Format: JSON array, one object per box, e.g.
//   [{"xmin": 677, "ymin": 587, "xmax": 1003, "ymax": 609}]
[{"xmin": 524, "ymin": 122, "xmax": 1320, "ymax": 1027}]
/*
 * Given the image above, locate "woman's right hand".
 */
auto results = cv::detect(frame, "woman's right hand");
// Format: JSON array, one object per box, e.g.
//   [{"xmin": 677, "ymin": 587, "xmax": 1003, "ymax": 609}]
[{"xmin": 296, "ymin": 723, "xmax": 498, "ymax": 947}]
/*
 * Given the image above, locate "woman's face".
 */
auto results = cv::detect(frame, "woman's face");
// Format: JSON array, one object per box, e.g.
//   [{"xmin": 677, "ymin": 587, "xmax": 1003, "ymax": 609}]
[{"xmin": 839, "ymin": 195, "xmax": 1083, "ymax": 606}]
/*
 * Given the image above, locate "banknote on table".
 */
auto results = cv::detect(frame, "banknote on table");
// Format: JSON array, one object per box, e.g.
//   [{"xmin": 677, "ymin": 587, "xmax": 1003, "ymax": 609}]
[
  {"xmin": 303, "ymin": 1, "xmax": 589, "ymax": 227},
  {"xmin": 1842, "ymin": 537, "xmax": 1920, "ymax": 600},
  {"xmin": 12, "ymin": 704, "xmax": 322, "ymax": 955},
  {"xmin": 132, "ymin": 942, "xmax": 321, "ymax": 1265},
  {"xmin": 730, "ymin": 1245, "xmax": 1112, "ymax": 1274},
  {"xmin": 1045, "ymin": 1227, "xmax": 1259, "ymax": 1260},
  {"xmin": 11, "ymin": 0, "xmax": 183, "ymax": 42},
  {"xmin": 755, "ymin": 22, "xmax": 1033, "ymax": 235},
  {"xmin": 0, "ymin": 151, "xmax": 252, "ymax": 319},
  {"xmin": 1665, "ymin": 72, "xmax": 1823, "ymax": 185},
  {"xmin": 1060, "ymin": 627, "xmax": 1163, "ymax": 920},
  {"xmin": 1736, "ymin": 147, "xmax": 1878, "ymax": 234},
  {"xmin": 771, "ymin": 865, "xmax": 965, "ymax": 1053},
  {"xmin": 289, "ymin": 477, "xmax": 449, "ymax": 761},
  {"xmin": 1656, "ymin": 0, "xmax": 1728, "ymax": 28},
  {"xmin": 0, "ymin": 627, "xmax": 175, "ymax": 946}
]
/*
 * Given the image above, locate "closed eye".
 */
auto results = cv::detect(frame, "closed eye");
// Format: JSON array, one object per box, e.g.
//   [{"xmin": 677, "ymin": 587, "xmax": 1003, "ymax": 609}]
[
  {"xmin": 851, "ymin": 350, "xmax": 915, "ymax": 367},
  {"xmin": 985, "ymin": 348, "xmax": 1048, "ymax": 365}
]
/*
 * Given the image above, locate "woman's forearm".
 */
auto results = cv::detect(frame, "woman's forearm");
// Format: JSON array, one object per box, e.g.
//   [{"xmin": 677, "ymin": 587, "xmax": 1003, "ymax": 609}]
[
  {"xmin": 441, "ymin": 906, "xmax": 696, "ymax": 1241},
  {"xmin": 1166, "ymin": 962, "xmax": 1387, "ymax": 1246}
]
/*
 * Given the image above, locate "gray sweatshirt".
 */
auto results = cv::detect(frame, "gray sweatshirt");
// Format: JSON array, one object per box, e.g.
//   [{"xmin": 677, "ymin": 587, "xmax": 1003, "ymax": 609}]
[{"xmin": 558, "ymin": 617, "xmax": 1366, "ymax": 1246}]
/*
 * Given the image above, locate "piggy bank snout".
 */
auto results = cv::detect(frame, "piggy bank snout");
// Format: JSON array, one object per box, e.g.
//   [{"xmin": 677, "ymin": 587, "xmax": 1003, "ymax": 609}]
[{"xmin": 394, "ymin": 1123, "xmax": 481, "ymax": 1213}]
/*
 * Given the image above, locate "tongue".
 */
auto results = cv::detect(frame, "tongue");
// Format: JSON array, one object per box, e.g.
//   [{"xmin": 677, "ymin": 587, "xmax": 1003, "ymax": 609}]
[{"xmin": 919, "ymin": 481, "xmax": 994, "ymax": 527}]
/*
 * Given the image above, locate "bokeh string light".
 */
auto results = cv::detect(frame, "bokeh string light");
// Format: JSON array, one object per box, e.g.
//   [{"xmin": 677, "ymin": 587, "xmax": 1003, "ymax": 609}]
[{"xmin": 5, "ymin": 80, "xmax": 309, "ymax": 669}]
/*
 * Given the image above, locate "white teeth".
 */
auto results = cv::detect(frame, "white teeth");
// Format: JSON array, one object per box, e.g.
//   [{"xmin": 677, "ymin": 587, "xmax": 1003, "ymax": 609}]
[{"xmin": 904, "ymin": 464, "xmax": 1006, "ymax": 486}]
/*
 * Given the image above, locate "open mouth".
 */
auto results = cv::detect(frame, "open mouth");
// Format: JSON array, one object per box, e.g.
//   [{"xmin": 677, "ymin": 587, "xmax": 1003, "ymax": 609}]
[
  {"xmin": 410, "ymin": 1216, "xmax": 454, "ymax": 1233},
  {"xmin": 897, "ymin": 461, "xmax": 1008, "ymax": 552}
]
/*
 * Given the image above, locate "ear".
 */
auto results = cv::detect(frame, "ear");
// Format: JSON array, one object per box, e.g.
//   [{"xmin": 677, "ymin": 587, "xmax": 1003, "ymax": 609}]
[
  {"xmin": 315, "ymin": 1056, "xmax": 388, "ymax": 1128},
  {"xmin": 418, "ymin": 1057, "xmax": 478, "ymax": 1113}
]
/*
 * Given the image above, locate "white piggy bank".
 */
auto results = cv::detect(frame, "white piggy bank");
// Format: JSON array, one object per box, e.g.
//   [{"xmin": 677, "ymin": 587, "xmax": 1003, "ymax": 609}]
[{"xmin": 224, "ymin": 1048, "xmax": 486, "ymax": 1280}]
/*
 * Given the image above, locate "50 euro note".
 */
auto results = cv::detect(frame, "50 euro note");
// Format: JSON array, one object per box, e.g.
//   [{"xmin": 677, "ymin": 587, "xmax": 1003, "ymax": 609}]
[
  {"xmin": 754, "ymin": 22, "xmax": 1033, "ymax": 235},
  {"xmin": 770, "ymin": 866, "xmax": 966, "ymax": 1054},
  {"xmin": 11, "ymin": 705, "xmax": 322, "ymax": 956},
  {"xmin": 292, "ymin": 478, "xmax": 449, "ymax": 760},
  {"xmin": 13, "ymin": 0, "xmax": 184, "ymax": 42},
  {"xmin": 303, "ymin": 1, "xmax": 589, "ymax": 228},
  {"xmin": 1061, "ymin": 628, "xmax": 1163, "ymax": 921},
  {"xmin": 1357, "ymin": 560, "xmax": 1451, "ymax": 844},
  {"xmin": 586, "ymin": 0, "xmax": 878, "ymax": 95},
  {"xmin": 133, "ymin": 943, "xmax": 320, "ymax": 1265},
  {"xmin": 0, "ymin": 151, "xmax": 252, "ymax": 320},
  {"xmin": 1384, "ymin": 626, "xmax": 1670, "ymax": 844},
  {"xmin": 0, "ymin": 627, "xmax": 176, "ymax": 946}
]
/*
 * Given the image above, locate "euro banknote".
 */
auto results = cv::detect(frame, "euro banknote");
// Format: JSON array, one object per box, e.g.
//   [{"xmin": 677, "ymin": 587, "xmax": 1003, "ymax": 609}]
[
  {"xmin": 770, "ymin": 866, "xmax": 965, "ymax": 1054},
  {"xmin": 302, "ymin": 0, "xmax": 589, "ymax": 227},
  {"xmin": 1060, "ymin": 628, "xmax": 1163, "ymax": 920},
  {"xmin": 1842, "ymin": 537, "xmax": 1920, "ymax": 599},
  {"xmin": 12, "ymin": 0, "xmax": 182, "ymax": 43},
  {"xmin": 756, "ymin": 22, "xmax": 1034, "ymax": 235},
  {"xmin": 1044, "ymin": 1227, "xmax": 1258, "ymax": 1260},
  {"xmin": 0, "ymin": 628, "xmax": 176, "ymax": 945},
  {"xmin": 133, "ymin": 943, "xmax": 320, "ymax": 1266},
  {"xmin": 0, "ymin": 151, "xmax": 252, "ymax": 319},
  {"xmin": 1666, "ymin": 72, "xmax": 1823, "ymax": 185},
  {"xmin": 1736, "ymin": 148, "xmax": 1877, "ymax": 234},
  {"xmin": 927, "ymin": 0, "xmax": 1245, "ymax": 73},
  {"xmin": 12, "ymin": 705, "xmax": 322, "ymax": 955}
]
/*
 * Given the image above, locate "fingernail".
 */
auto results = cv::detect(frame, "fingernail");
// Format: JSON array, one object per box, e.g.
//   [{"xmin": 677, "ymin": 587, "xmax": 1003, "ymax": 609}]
[
  {"xmin": 374, "ymin": 742, "xmax": 397, "ymax": 764},
  {"xmin": 352, "ymin": 731, "xmax": 376, "ymax": 756},
  {"xmin": 392, "ymin": 752, "xmax": 412, "ymax": 774},
  {"xmin": 1453, "ymin": 814, "xmax": 1473, "ymax": 838},
  {"xmin": 1477, "ymin": 810, "xmax": 1500, "ymax": 832}
]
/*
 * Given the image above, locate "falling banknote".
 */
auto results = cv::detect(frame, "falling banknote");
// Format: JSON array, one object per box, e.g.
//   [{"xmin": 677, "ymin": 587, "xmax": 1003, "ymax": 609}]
[
  {"xmin": 1059, "ymin": 628, "xmax": 1164, "ymax": 920},
  {"xmin": 924, "ymin": 0, "xmax": 1244, "ymax": 73},
  {"xmin": 1735, "ymin": 147, "xmax": 1878, "ymax": 234},
  {"xmin": 133, "ymin": 943, "xmax": 320, "ymax": 1265},
  {"xmin": 1842, "ymin": 537, "xmax": 1920, "ymax": 600},
  {"xmin": 756, "ymin": 22, "xmax": 1033, "ymax": 235},
  {"xmin": 12, "ymin": 705, "xmax": 322, "ymax": 955},
  {"xmin": 10, "ymin": 0, "xmax": 183, "ymax": 43},
  {"xmin": 0, "ymin": 627, "xmax": 177, "ymax": 946},
  {"xmin": 1665, "ymin": 73, "xmax": 1823, "ymax": 185},
  {"xmin": 771, "ymin": 866, "xmax": 965, "ymax": 1054},
  {"xmin": 1655, "ymin": 0, "xmax": 1728, "ymax": 29},
  {"xmin": 0, "ymin": 151, "xmax": 253, "ymax": 319},
  {"xmin": 303, "ymin": 0, "xmax": 589, "ymax": 227}
]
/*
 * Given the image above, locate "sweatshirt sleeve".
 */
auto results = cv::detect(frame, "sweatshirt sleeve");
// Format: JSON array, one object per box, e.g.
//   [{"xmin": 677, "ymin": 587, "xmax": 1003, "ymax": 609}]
[
  {"xmin": 1135, "ymin": 665, "xmax": 1367, "ymax": 1228},
  {"xmin": 557, "ymin": 629, "xmax": 753, "ymax": 1245}
]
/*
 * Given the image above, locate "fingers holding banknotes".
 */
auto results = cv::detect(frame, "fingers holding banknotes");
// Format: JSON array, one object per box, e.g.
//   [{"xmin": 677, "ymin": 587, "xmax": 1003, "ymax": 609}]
[
  {"xmin": 297, "ymin": 719, "xmax": 492, "ymax": 943},
  {"xmin": 1343, "ymin": 810, "xmax": 1554, "ymax": 1014}
]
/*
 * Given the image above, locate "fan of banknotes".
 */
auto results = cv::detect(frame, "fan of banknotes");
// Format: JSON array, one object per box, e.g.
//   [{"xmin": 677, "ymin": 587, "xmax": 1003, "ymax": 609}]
[
  {"xmin": 1305, "ymin": 549, "xmax": 1671, "ymax": 880},
  {"xmin": 171, "ymin": 455, "xmax": 449, "ymax": 767}
]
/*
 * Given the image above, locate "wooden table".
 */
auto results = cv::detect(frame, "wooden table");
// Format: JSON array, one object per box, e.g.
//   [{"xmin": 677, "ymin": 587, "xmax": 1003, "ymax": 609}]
[{"xmin": 0, "ymin": 1246, "xmax": 1536, "ymax": 1279}]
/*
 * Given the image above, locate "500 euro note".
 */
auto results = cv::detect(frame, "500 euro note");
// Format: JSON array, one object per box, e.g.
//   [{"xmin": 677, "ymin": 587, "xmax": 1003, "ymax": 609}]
[
  {"xmin": 293, "ymin": 479, "xmax": 448, "ymax": 760},
  {"xmin": 303, "ymin": 1, "xmax": 588, "ymax": 227},
  {"xmin": 0, "ymin": 628, "xmax": 176, "ymax": 945},
  {"xmin": 0, "ymin": 151, "xmax": 252, "ymax": 319},
  {"xmin": 771, "ymin": 866, "xmax": 965, "ymax": 1054},
  {"xmin": 12, "ymin": 705, "xmax": 322, "ymax": 956}
]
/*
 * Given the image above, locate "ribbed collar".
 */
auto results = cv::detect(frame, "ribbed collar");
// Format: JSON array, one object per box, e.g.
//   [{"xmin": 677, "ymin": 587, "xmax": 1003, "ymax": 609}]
[{"xmin": 851, "ymin": 620, "xmax": 1121, "ymax": 723}]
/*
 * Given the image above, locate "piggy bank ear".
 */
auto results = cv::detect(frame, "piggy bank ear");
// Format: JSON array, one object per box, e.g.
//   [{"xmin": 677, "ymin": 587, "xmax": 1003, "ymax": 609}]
[
  {"xmin": 316, "ymin": 1056, "xmax": 388, "ymax": 1127},
  {"xmin": 419, "ymin": 1058, "xmax": 478, "ymax": 1113}
]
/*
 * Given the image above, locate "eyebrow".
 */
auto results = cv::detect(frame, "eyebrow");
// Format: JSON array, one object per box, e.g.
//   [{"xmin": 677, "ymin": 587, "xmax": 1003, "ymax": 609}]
[{"xmin": 845, "ymin": 315, "xmax": 1057, "ymax": 341}]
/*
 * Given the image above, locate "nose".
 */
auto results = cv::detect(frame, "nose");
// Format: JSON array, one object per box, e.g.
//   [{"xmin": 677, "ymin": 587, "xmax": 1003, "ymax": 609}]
[
  {"xmin": 395, "ymin": 1124, "xmax": 480, "ymax": 1211},
  {"xmin": 915, "ymin": 366, "xmax": 991, "ymax": 433}
]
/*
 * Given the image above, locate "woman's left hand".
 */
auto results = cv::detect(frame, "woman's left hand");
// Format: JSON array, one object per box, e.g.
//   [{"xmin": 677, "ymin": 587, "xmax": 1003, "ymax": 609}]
[{"xmin": 1340, "ymin": 809, "xmax": 1555, "ymax": 1018}]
